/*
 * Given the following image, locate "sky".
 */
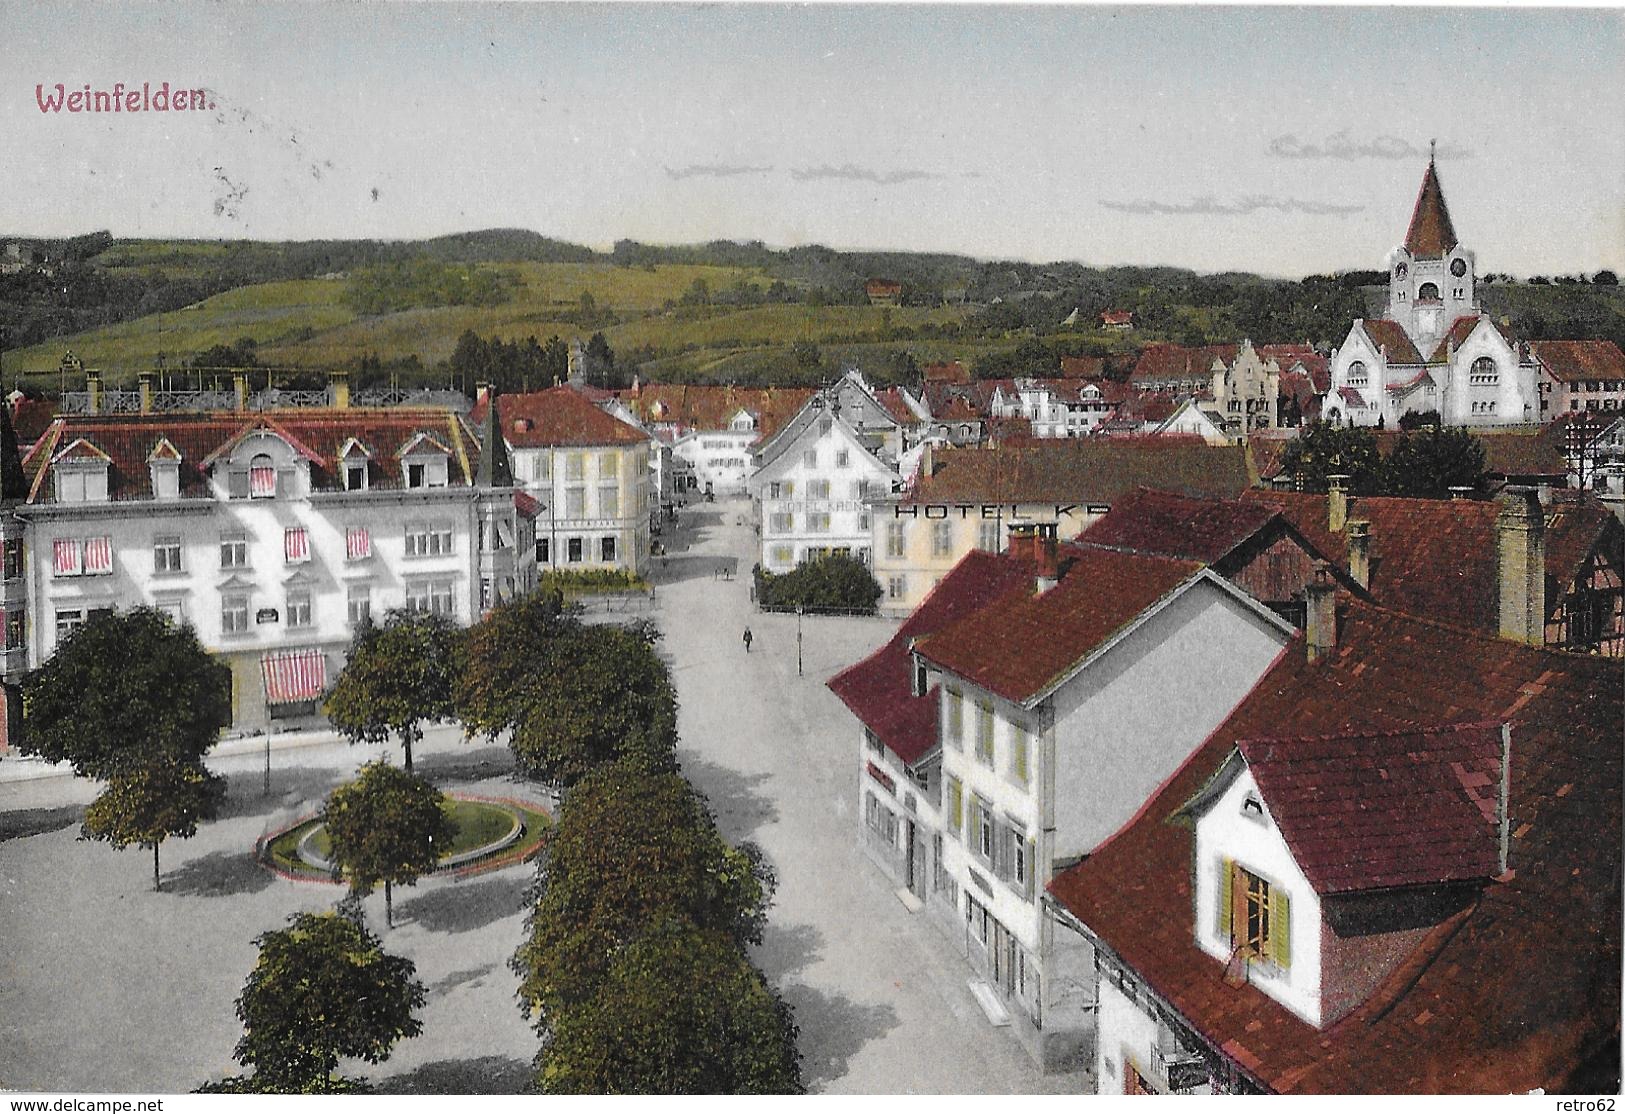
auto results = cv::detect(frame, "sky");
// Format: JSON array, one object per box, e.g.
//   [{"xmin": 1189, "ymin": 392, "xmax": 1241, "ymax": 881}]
[{"xmin": 3, "ymin": 2, "xmax": 1622, "ymax": 277}]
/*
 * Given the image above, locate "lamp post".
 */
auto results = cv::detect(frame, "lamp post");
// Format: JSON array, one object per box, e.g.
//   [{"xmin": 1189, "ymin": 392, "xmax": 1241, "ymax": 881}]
[{"xmin": 796, "ymin": 604, "xmax": 804, "ymax": 677}]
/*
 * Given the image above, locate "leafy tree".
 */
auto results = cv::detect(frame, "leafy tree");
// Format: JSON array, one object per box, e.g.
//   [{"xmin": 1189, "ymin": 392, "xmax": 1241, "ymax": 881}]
[
  {"xmin": 506, "ymin": 623, "xmax": 678, "ymax": 786},
  {"xmin": 324, "ymin": 610, "xmax": 459, "ymax": 771},
  {"xmin": 20, "ymin": 608, "xmax": 230, "ymax": 780},
  {"xmin": 1595, "ymin": 270, "xmax": 1619, "ymax": 287},
  {"xmin": 1383, "ymin": 426, "xmax": 1487, "ymax": 499},
  {"xmin": 225, "ymin": 909, "xmax": 425, "ymax": 1093},
  {"xmin": 1398, "ymin": 409, "xmax": 1441, "ymax": 431},
  {"xmin": 584, "ymin": 331, "xmax": 616, "ymax": 387},
  {"xmin": 537, "ymin": 915, "xmax": 802, "ymax": 1095},
  {"xmin": 81, "ymin": 758, "xmax": 226, "ymax": 891},
  {"xmin": 323, "ymin": 762, "xmax": 458, "ymax": 928},
  {"xmin": 454, "ymin": 591, "xmax": 575, "ymax": 739},
  {"xmin": 753, "ymin": 554, "xmax": 883, "ymax": 614},
  {"xmin": 514, "ymin": 758, "xmax": 773, "ymax": 1017},
  {"xmin": 1277, "ymin": 422, "xmax": 1386, "ymax": 495}
]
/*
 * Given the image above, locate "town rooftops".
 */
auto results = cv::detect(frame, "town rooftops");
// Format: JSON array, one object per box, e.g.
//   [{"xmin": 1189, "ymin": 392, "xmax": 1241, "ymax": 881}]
[
  {"xmin": 922, "ymin": 360, "xmax": 971, "ymax": 384},
  {"xmin": 1080, "ymin": 487, "xmax": 1282, "ymax": 565},
  {"xmin": 1185, "ymin": 722, "xmax": 1507, "ymax": 895},
  {"xmin": 827, "ymin": 550, "xmax": 1037, "ymax": 765},
  {"xmin": 913, "ymin": 543, "xmax": 1206, "ymax": 704},
  {"xmin": 1048, "ymin": 599, "xmax": 1622, "ymax": 1093},
  {"xmin": 1131, "ymin": 344, "xmax": 1239, "ymax": 385},
  {"xmin": 22, "ymin": 409, "xmax": 483, "ymax": 503},
  {"xmin": 1403, "ymin": 159, "xmax": 1459, "ymax": 258},
  {"xmin": 1529, "ymin": 339, "xmax": 1625, "ymax": 383},
  {"xmin": 470, "ymin": 385, "xmax": 648, "ymax": 448},
  {"xmin": 616, "ymin": 383, "xmax": 813, "ymax": 440},
  {"xmin": 905, "ymin": 438, "xmax": 1252, "ymax": 508}
]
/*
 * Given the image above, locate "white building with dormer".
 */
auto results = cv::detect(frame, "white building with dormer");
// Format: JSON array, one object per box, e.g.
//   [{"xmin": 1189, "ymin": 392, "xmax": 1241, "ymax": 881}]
[{"xmin": 1325, "ymin": 158, "xmax": 1540, "ymax": 428}]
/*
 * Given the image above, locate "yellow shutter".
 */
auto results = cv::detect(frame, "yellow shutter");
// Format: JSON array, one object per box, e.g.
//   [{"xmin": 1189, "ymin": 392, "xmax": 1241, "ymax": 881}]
[
  {"xmin": 1217, "ymin": 857, "xmax": 1234, "ymax": 938},
  {"xmin": 1271, "ymin": 887, "xmax": 1291, "ymax": 969},
  {"xmin": 1014, "ymin": 729, "xmax": 1029, "ymax": 782},
  {"xmin": 948, "ymin": 778, "xmax": 962, "ymax": 838}
]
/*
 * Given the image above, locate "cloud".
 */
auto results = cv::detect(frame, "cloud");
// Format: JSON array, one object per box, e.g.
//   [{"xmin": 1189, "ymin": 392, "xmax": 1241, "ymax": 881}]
[
  {"xmin": 1099, "ymin": 195, "xmax": 1364, "ymax": 217},
  {"xmin": 789, "ymin": 163, "xmax": 945, "ymax": 185},
  {"xmin": 1266, "ymin": 131, "xmax": 1473, "ymax": 161},
  {"xmin": 663, "ymin": 163, "xmax": 775, "ymax": 181}
]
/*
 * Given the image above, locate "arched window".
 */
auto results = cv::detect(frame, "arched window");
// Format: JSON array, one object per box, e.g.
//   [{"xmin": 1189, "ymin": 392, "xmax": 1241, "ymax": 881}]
[
  {"xmin": 1470, "ymin": 357, "xmax": 1499, "ymax": 385},
  {"xmin": 1347, "ymin": 360, "xmax": 1368, "ymax": 386},
  {"xmin": 1417, "ymin": 282, "xmax": 1440, "ymax": 302},
  {"xmin": 248, "ymin": 452, "xmax": 277, "ymax": 498}
]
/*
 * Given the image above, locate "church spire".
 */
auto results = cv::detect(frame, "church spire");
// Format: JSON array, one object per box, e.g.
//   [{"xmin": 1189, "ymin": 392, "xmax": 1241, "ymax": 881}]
[{"xmin": 1403, "ymin": 152, "xmax": 1458, "ymax": 258}]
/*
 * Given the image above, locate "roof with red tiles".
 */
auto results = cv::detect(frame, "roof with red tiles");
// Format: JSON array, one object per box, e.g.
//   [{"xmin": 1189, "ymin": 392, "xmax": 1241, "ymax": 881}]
[
  {"xmin": 1335, "ymin": 385, "xmax": 1369, "ymax": 408},
  {"xmin": 1274, "ymin": 350, "xmax": 1330, "ymax": 393},
  {"xmin": 1212, "ymin": 722, "xmax": 1507, "ymax": 894},
  {"xmin": 1473, "ymin": 426, "xmax": 1569, "ymax": 479},
  {"xmin": 22, "ymin": 408, "xmax": 483, "ymax": 503},
  {"xmin": 1240, "ymin": 489, "xmax": 1622, "ymax": 633},
  {"xmin": 1404, "ymin": 160, "xmax": 1459, "ymax": 258},
  {"xmin": 915, "ymin": 544, "xmax": 1204, "ymax": 704},
  {"xmin": 907, "ymin": 438, "xmax": 1252, "ymax": 508},
  {"xmin": 827, "ymin": 550, "xmax": 1037, "ymax": 765},
  {"xmin": 922, "ymin": 360, "xmax": 971, "ymax": 384},
  {"xmin": 1080, "ymin": 487, "xmax": 1283, "ymax": 565},
  {"xmin": 615, "ymin": 384, "xmax": 813, "ymax": 441},
  {"xmin": 874, "ymin": 387, "xmax": 924, "ymax": 426},
  {"xmin": 1357, "ymin": 319, "xmax": 1424, "ymax": 365},
  {"xmin": 937, "ymin": 396, "xmax": 982, "ymax": 423},
  {"xmin": 1131, "ymin": 344, "xmax": 1239, "ymax": 385},
  {"xmin": 1112, "ymin": 389, "xmax": 1183, "ymax": 425},
  {"xmin": 1049, "ymin": 599, "xmax": 1621, "ymax": 1093},
  {"xmin": 1060, "ymin": 355, "xmax": 1107, "ymax": 377},
  {"xmin": 1530, "ymin": 339, "xmax": 1625, "ymax": 384},
  {"xmin": 12, "ymin": 398, "xmax": 57, "ymax": 449},
  {"xmin": 470, "ymin": 386, "xmax": 648, "ymax": 448}
]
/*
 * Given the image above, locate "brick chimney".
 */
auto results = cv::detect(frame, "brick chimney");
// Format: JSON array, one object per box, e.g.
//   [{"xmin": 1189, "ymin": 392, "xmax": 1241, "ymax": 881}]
[
  {"xmin": 1007, "ymin": 521, "xmax": 1038, "ymax": 564},
  {"xmin": 1327, "ymin": 474, "xmax": 1351, "ymax": 533},
  {"xmin": 918, "ymin": 441, "xmax": 935, "ymax": 482},
  {"xmin": 1305, "ymin": 562, "xmax": 1338, "ymax": 662},
  {"xmin": 1346, "ymin": 519, "xmax": 1371, "ymax": 590},
  {"xmin": 85, "ymin": 369, "xmax": 103, "ymax": 415},
  {"xmin": 1495, "ymin": 485, "xmax": 1546, "ymax": 645},
  {"xmin": 1035, "ymin": 522, "xmax": 1060, "ymax": 592},
  {"xmin": 137, "ymin": 370, "xmax": 155, "ymax": 415},
  {"xmin": 327, "ymin": 367, "xmax": 350, "ymax": 409}
]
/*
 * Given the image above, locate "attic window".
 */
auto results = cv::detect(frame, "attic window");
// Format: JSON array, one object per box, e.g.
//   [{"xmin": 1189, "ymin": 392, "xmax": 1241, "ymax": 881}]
[
  {"xmin": 1241, "ymin": 794, "xmax": 1266, "ymax": 823},
  {"xmin": 514, "ymin": 418, "xmax": 533, "ymax": 433},
  {"xmin": 345, "ymin": 463, "xmax": 368, "ymax": 491}
]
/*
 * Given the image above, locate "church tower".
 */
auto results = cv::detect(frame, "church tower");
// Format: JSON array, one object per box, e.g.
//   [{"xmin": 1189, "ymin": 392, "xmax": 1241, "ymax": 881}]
[{"xmin": 1384, "ymin": 151, "xmax": 1477, "ymax": 356}]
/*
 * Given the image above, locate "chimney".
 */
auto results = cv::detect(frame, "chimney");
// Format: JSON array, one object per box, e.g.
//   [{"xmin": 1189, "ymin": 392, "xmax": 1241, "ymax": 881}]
[
  {"xmin": 137, "ymin": 370, "xmax": 155, "ymax": 415},
  {"xmin": 1497, "ymin": 722, "xmax": 1512, "ymax": 876},
  {"xmin": 1346, "ymin": 519, "xmax": 1371, "ymax": 589},
  {"xmin": 1035, "ymin": 522, "xmax": 1060, "ymax": 592},
  {"xmin": 233, "ymin": 371, "xmax": 249, "ymax": 412},
  {"xmin": 1007, "ymin": 521, "xmax": 1038, "ymax": 564},
  {"xmin": 85, "ymin": 369, "xmax": 102, "ymax": 415},
  {"xmin": 1305, "ymin": 562, "xmax": 1338, "ymax": 662},
  {"xmin": 918, "ymin": 441, "xmax": 935, "ymax": 481},
  {"xmin": 1327, "ymin": 474, "xmax": 1351, "ymax": 532},
  {"xmin": 1495, "ymin": 485, "xmax": 1546, "ymax": 645},
  {"xmin": 475, "ymin": 382, "xmax": 493, "ymax": 407},
  {"xmin": 327, "ymin": 367, "xmax": 350, "ymax": 409},
  {"xmin": 1448, "ymin": 485, "xmax": 1474, "ymax": 501}
]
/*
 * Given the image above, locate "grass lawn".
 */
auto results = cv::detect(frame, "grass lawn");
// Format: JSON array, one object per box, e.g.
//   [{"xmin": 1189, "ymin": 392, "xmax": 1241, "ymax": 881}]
[{"xmin": 266, "ymin": 797, "xmax": 547, "ymax": 877}]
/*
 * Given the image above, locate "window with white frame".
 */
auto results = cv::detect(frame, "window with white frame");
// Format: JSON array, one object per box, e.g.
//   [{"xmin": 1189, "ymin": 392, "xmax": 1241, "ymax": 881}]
[
  {"xmin": 770, "ymin": 512, "xmax": 794, "ymax": 533},
  {"xmin": 886, "ymin": 520, "xmax": 906, "ymax": 558},
  {"xmin": 802, "ymin": 449, "xmax": 817, "ymax": 468},
  {"xmin": 347, "ymin": 586, "xmax": 371, "ymax": 627},
  {"xmin": 808, "ymin": 512, "xmax": 831, "ymax": 534},
  {"xmin": 978, "ymin": 520, "xmax": 1001, "ymax": 552},
  {"xmin": 154, "ymin": 536, "xmax": 184, "ymax": 575},
  {"xmin": 808, "ymin": 479, "xmax": 831, "ymax": 500},
  {"xmin": 600, "ymin": 536, "xmax": 616, "ymax": 562},
  {"xmin": 931, "ymin": 520, "xmax": 953, "ymax": 557},
  {"xmin": 220, "ymin": 534, "xmax": 248, "ymax": 570},
  {"xmin": 221, "ymin": 592, "xmax": 251, "ymax": 634},
  {"xmin": 5, "ymin": 607, "xmax": 25, "ymax": 650},
  {"xmin": 286, "ymin": 589, "xmax": 313, "ymax": 628},
  {"xmin": 835, "ymin": 450, "xmax": 850, "ymax": 468},
  {"xmin": 404, "ymin": 522, "xmax": 453, "ymax": 557},
  {"xmin": 406, "ymin": 579, "xmax": 455, "ymax": 616},
  {"xmin": 887, "ymin": 575, "xmax": 906, "ymax": 600}
]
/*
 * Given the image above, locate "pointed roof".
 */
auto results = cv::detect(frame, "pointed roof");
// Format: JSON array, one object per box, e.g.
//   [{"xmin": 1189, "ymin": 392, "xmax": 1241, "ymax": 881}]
[
  {"xmin": 1403, "ymin": 159, "xmax": 1459, "ymax": 258},
  {"xmin": 146, "ymin": 437, "xmax": 182, "ymax": 463}
]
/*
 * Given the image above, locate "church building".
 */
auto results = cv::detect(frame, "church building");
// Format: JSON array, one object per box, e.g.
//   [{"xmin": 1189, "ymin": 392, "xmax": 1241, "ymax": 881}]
[{"xmin": 1325, "ymin": 156, "xmax": 1540, "ymax": 428}]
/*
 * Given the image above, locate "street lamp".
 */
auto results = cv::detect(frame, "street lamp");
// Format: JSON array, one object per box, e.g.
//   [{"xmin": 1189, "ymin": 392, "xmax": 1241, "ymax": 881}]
[{"xmin": 796, "ymin": 604, "xmax": 804, "ymax": 677}]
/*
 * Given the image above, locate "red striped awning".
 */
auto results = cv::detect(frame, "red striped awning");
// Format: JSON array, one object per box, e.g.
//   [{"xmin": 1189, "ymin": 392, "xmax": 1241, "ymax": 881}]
[
  {"xmin": 250, "ymin": 465, "xmax": 278, "ymax": 498},
  {"xmin": 284, "ymin": 526, "xmax": 309, "ymax": 563},
  {"xmin": 83, "ymin": 537, "xmax": 113, "ymax": 575},
  {"xmin": 261, "ymin": 649, "xmax": 327, "ymax": 704},
  {"xmin": 52, "ymin": 538, "xmax": 81, "ymax": 576},
  {"xmin": 346, "ymin": 526, "xmax": 371, "ymax": 561}
]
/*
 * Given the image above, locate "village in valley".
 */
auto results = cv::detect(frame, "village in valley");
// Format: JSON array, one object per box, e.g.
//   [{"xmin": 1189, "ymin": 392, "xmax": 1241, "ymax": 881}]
[{"xmin": 0, "ymin": 2, "xmax": 1621, "ymax": 1102}]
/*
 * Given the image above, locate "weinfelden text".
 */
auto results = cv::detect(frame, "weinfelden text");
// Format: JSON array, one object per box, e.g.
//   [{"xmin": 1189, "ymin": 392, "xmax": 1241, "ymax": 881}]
[{"xmin": 36, "ymin": 83, "xmax": 213, "ymax": 114}]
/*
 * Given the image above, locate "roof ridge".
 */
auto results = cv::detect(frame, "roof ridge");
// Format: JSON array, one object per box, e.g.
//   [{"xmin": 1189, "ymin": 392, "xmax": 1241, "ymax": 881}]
[{"xmin": 1235, "ymin": 718, "xmax": 1507, "ymax": 750}]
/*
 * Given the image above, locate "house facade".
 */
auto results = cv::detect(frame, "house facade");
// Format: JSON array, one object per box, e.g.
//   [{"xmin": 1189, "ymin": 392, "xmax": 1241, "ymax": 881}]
[{"xmin": 1531, "ymin": 339, "xmax": 1625, "ymax": 418}]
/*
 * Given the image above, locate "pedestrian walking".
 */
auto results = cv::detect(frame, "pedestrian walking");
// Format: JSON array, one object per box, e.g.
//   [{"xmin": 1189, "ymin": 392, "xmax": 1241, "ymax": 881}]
[{"xmin": 743, "ymin": 627, "xmax": 754, "ymax": 653}]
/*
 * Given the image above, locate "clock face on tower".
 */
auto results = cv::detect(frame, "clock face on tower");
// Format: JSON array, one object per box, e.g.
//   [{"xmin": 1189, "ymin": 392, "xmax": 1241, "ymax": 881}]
[{"xmin": 1451, "ymin": 258, "xmax": 1467, "ymax": 277}]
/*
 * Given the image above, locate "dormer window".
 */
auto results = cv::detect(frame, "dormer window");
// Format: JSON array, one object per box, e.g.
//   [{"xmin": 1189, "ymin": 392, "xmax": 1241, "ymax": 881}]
[
  {"xmin": 1241, "ymin": 794, "xmax": 1266, "ymax": 822},
  {"xmin": 399, "ymin": 433, "xmax": 451, "ymax": 489},
  {"xmin": 1220, "ymin": 861, "xmax": 1290, "ymax": 969},
  {"xmin": 51, "ymin": 440, "xmax": 112, "ymax": 503},
  {"xmin": 249, "ymin": 453, "xmax": 277, "ymax": 498},
  {"xmin": 148, "ymin": 438, "xmax": 182, "ymax": 500}
]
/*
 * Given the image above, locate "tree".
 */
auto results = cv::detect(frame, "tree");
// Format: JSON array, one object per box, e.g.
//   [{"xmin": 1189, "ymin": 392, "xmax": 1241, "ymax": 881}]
[
  {"xmin": 20, "ymin": 608, "xmax": 230, "ymax": 781},
  {"xmin": 1383, "ymin": 426, "xmax": 1487, "ymax": 499},
  {"xmin": 1277, "ymin": 422, "xmax": 1386, "ymax": 495},
  {"xmin": 224, "ymin": 909, "xmax": 425, "ymax": 1092},
  {"xmin": 506, "ymin": 624, "xmax": 679, "ymax": 787},
  {"xmin": 537, "ymin": 915, "xmax": 802, "ymax": 1095},
  {"xmin": 753, "ymin": 554, "xmax": 883, "ymax": 614},
  {"xmin": 454, "ymin": 591, "xmax": 576, "ymax": 739},
  {"xmin": 514, "ymin": 759, "xmax": 773, "ymax": 1017},
  {"xmin": 1595, "ymin": 270, "xmax": 1619, "ymax": 287},
  {"xmin": 324, "ymin": 610, "xmax": 459, "ymax": 771},
  {"xmin": 81, "ymin": 758, "xmax": 226, "ymax": 891},
  {"xmin": 584, "ymin": 331, "xmax": 616, "ymax": 387},
  {"xmin": 323, "ymin": 762, "xmax": 458, "ymax": 928}
]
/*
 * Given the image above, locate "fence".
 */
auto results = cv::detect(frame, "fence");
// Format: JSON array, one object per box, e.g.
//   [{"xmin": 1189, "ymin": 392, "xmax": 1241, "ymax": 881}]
[{"xmin": 58, "ymin": 385, "xmax": 472, "ymax": 415}]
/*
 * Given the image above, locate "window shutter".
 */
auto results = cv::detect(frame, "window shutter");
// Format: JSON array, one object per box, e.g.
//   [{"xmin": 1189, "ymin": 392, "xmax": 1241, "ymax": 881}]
[
  {"xmin": 948, "ymin": 778, "xmax": 962, "ymax": 839},
  {"xmin": 1024, "ymin": 839, "xmax": 1037, "ymax": 900},
  {"xmin": 1217, "ymin": 857, "xmax": 1234, "ymax": 938},
  {"xmin": 1271, "ymin": 888, "xmax": 1291, "ymax": 969}
]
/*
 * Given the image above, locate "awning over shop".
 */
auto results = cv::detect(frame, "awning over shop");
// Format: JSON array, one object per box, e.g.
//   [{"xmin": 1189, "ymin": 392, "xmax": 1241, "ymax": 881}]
[{"xmin": 261, "ymin": 648, "xmax": 327, "ymax": 704}]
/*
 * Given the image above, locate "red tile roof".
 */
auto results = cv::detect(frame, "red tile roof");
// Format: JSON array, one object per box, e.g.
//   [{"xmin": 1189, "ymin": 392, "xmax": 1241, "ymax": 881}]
[
  {"xmin": 907, "ymin": 439, "xmax": 1252, "ymax": 508},
  {"xmin": 874, "ymin": 387, "xmax": 922, "ymax": 425},
  {"xmin": 471, "ymin": 386, "xmax": 647, "ymax": 448},
  {"xmin": 617, "ymin": 384, "xmax": 813, "ymax": 441},
  {"xmin": 827, "ymin": 551, "xmax": 1037, "ymax": 765},
  {"xmin": 1403, "ymin": 160, "xmax": 1459, "ymax": 258},
  {"xmin": 11, "ymin": 398, "xmax": 57, "ymax": 449},
  {"xmin": 922, "ymin": 360, "xmax": 971, "ymax": 384},
  {"xmin": 1530, "ymin": 339, "xmax": 1625, "ymax": 384},
  {"xmin": 1060, "ymin": 355, "xmax": 1107, "ymax": 377},
  {"xmin": 915, "ymin": 544, "xmax": 1202, "ymax": 704},
  {"xmin": 1080, "ymin": 487, "xmax": 1281, "ymax": 565},
  {"xmin": 1049, "ymin": 600, "xmax": 1622, "ymax": 1093},
  {"xmin": 1132, "ymin": 344, "xmax": 1239, "ymax": 386},
  {"xmin": 937, "ymin": 396, "xmax": 981, "ymax": 423},
  {"xmin": 1473, "ymin": 426, "xmax": 1569, "ymax": 479},
  {"xmin": 1226, "ymin": 722, "xmax": 1506, "ymax": 894},
  {"xmin": 23, "ymin": 409, "xmax": 481, "ymax": 503},
  {"xmin": 1357, "ymin": 319, "xmax": 1423, "ymax": 365},
  {"xmin": 1240, "ymin": 489, "xmax": 1622, "ymax": 635},
  {"xmin": 1427, "ymin": 316, "xmax": 1487, "ymax": 363},
  {"xmin": 1111, "ymin": 389, "xmax": 1182, "ymax": 425}
]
